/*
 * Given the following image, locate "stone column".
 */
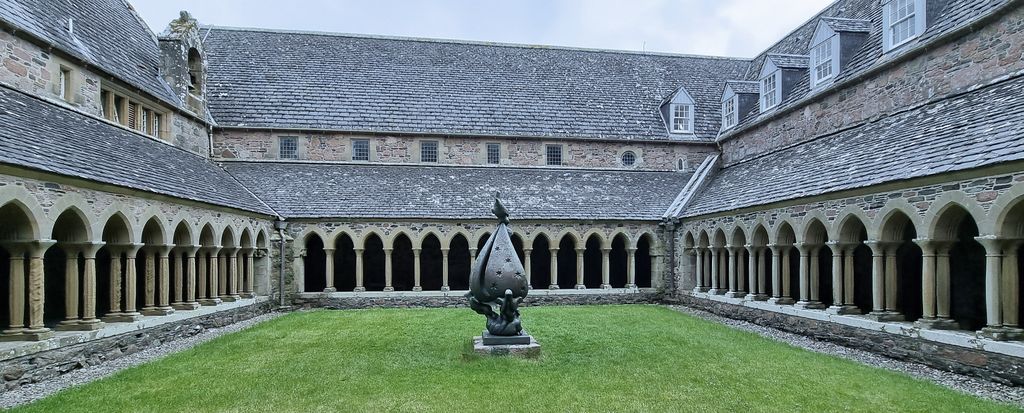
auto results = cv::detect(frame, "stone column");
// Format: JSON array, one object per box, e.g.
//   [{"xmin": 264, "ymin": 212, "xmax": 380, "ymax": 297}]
[
  {"xmin": 104, "ymin": 245, "xmax": 124, "ymax": 319},
  {"xmin": 736, "ymin": 248, "xmax": 747, "ymax": 294},
  {"xmin": 826, "ymin": 242, "xmax": 858, "ymax": 315},
  {"xmin": 724, "ymin": 247, "xmax": 738, "ymax": 297},
  {"xmin": 1, "ymin": 243, "xmax": 28, "ymax": 339},
  {"xmin": 795, "ymin": 243, "xmax": 824, "ymax": 309},
  {"xmin": 743, "ymin": 245, "xmax": 757, "ymax": 300},
  {"xmin": 79, "ymin": 243, "xmax": 104, "ymax": 329},
  {"xmin": 412, "ymin": 248, "xmax": 423, "ymax": 292},
  {"xmin": 197, "ymin": 248, "xmax": 208, "ymax": 303},
  {"xmin": 204, "ymin": 247, "xmax": 223, "ymax": 305},
  {"xmin": 441, "ymin": 248, "xmax": 451, "ymax": 292},
  {"xmin": 323, "ymin": 247, "xmax": 336, "ymax": 293},
  {"xmin": 864, "ymin": 240, "xmax": 887, "ymax": 317},
  {"xmin": 217, "ymin": 250, "xmax": 228, "ymax": 299},
  {"xmin": 57, "ymin": 243, "xmax": 82, "ymax": 330},
  {"xmin": 626, "ymin": 248, "xmax": 637, "ymax": 289},
  {"xmin": 725, "ymin": 247, "xmax": 744, "ymax": 298},
  {"xmin": 354, "ymin": 248, "xmax": 366, "ymax": 292},
  {"xmin": 177, "ymin": 246, "xmax": 201, "ymax": 310},
  {"xmin": 23, "ymin": 241, "xmax": 56, "ymax": 340},
  {"xmin": 935, "ymin": 243, "xmax": 953, "ymax": 321},
  {"xmin": 1000, "ymin": 240, "xmax": 1022, "ymax": 332},
  {"xmin": 976, "ymin": 237, "xmax": 1016, "ymax": 340},
  {"xmin": 548, "ymin": 247, "xmax": 559, "ymax": 289},
  {"xmin": 693, "ymin": 248, "xmax": 705, "ymax": 293},
  {"xmin": 121, "ymin": 243, "xmax": 143, "ymax": 317},
  {"xmin": 522, "ymin": 248, "xmax": 532, "ymax": 289},
  {"xmin": 574, "ymin": 248, "xmax": 585, "ymax": 289},
  {"xmin": 227, "ymin": 248, "xmax": 241, "ymax": 301},
  {"xmin": 470, "ymin": 248, "xmax": 478, "ymax": 262},
  {"xmin": 708, "ymin": 248, "xmax": 722, "ymax": 294},
  {"xmin": 883, "ymin": 244, "xmax": 901, "ymax": 317},
  {"xmin": 767, "ymin": 245, "xmax": 791, "ymax": 304},
  {"xmin": 600, "ymin": 247, "xmax": 611, "ymax": 289},
  {"xmin": 143, "ymin": 245, "xmax": 174, "ymax": 316},
  {"xmin": 141, "ymin": 247, "xmax": 158, "ymax": 314},
  {"xmin": 243, "ymin": 249, "xmax": 256, "ymax": 298},
  {"xmin": 915, "ymin": 239, "xmax": 938, "ymax": 320},
  {"xmin": 781, "ymin": 247, "xmax": 793, "ymax": 302},
  {"xmin": 383, "ymin": 248, "xmax": 394, "ymax": 292},
  {"xmin": 171, "ymin": 249, "xmax": 184, "ymax": 307}
]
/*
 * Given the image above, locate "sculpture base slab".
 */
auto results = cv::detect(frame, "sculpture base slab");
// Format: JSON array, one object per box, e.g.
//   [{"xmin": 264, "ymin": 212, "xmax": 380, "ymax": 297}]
[
  {"xmin": 481, "ymin": 331, "xmax": 532, "ymax": 345},
  {"xmin": 472, "ymin": 335, "xmax": 541, "ymax": 359}
]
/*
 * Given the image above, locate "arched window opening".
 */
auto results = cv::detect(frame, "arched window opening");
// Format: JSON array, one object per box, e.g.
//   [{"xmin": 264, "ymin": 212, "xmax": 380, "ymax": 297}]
[
  {"xmin": 557, "ymin": 236, "xmax": 577, "ymax": 290},
  {"xmin": 947, "ymin": 212, "xmax": 985, "ymax": 331},
  {"xmin": 391, "ymin": 234, "xmax": 415, "ymax": 291},
  {"xmin": 335, "ymin": 234, "xmax": 357, "ymax": 292},
  {"xmin": 420, "ymin": 235, "xmax": 444, "ymax": 291},
  {"xmin": 303, "ymin": 234, "xmax": 326, "ymax": 293},
  {"xmin": 583, "ymin": 235, "xmax": 602, "ymax": 289},
  {"xmin": 636, "ymin": 236, "xmax": 653, "ymax": 288},
  {"xmin": 531, "ymin": 236, "xmax": 551, "ymax": 289},
  {"xmin": 187, "ymin": 48, "xmax": 203, "ymax": 95},
  {"xmin": 363, "ymin": 234, "xmax": 386, "ymax": 291},
  {"xmin": 448, "ymin": 235, "xmax": 471, "ymax": 291},
  {"xmin": 610, "ymin": 235, "xmax": 628, "ymax": 288}
]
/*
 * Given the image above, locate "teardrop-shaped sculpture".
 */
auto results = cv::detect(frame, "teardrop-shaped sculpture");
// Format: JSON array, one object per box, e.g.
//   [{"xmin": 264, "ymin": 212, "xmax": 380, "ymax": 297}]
[{"xmin": 469, "ymin": 223, "xmax": 528, "ymax": 303}]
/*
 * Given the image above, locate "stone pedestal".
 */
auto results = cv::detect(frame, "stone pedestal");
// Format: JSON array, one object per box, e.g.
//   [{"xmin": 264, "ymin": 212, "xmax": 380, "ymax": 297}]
[
  {"xmin": 471, "ymin": 333, "xmax": 541, "ymax": 358},
  {"xmin": 866, "ymin": 311, "xmax": 905, "ymax": 322},
  {"xmin": 102, "ymin": 312, "xmax": 142, "ymax": 323},
  {"xmin": 826, "ymin": 305, "xmax": 861, "ymax": 315},
  {"xmin": 767, "ymin": 297, "xmax": 795, "ymax": 305},
  {"xmin": 978, "ymin": 326, "xmax": 1024, "ymax": 341},
  {"xmin": 172, "ymin": 302, "xmax": 201, "ymax": 311}
]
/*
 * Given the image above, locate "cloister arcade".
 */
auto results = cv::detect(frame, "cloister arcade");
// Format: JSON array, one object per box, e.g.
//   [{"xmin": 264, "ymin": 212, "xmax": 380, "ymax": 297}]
[
  {"xmin": 683, "ymin": 193, "xmax": 1024, "ymax": 341},
  {"xmin": 0, "ymin": 194, "xmax": 271, "ymax": 342},
  {"xmin": 298, "ymin": 227, "xmax": 657, "ymax": 294}
]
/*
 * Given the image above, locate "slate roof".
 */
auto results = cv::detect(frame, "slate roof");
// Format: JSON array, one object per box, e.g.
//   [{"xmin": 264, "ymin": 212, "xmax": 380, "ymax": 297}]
[
  {"xmin": 726, "ymin": 81, "xmax": 760, "ymax": 95},
  {"xmin": 201, "ymin": 26, "xmax": 750, "ymax": 142},
  {"xmin": 0, "ymin": 85, "xmax": 274, "ymax": 216},
  {"xmin": 766, "ymin": 54, "xmax": 810, "ymax": 69},
  {"xmin": 683, "ymin": 73, "xmax": 1024, "ymax": 217},
  {"xmin": 0, "ymin": 0, "xmax": 180, "ymax": 108},
  {"xmin": 820, "ymin": 17, "xmax": 872, "ymax": 32},
  {"xmin": 224, "ymin": 162, "xmax": 692, "ymax": 220},
  {"xmin": 728, "ymin": 0, "xmax": 1013, "ymax": 137}
]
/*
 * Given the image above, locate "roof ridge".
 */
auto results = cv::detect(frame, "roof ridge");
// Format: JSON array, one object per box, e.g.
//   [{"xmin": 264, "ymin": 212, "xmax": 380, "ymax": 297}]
[
  {"xmin": 820, "ymin": 16, "xmax": 871, "ymax": 21},
  {"xmin": 202, "ymin": 24, "xmax": 750, "ymax": 61},
  {"xmin": 220, "ymin": 159, "xmax": 687, "ymax": 175}
]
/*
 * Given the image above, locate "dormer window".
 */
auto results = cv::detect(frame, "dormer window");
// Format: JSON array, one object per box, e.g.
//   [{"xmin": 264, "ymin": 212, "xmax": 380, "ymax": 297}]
[
  {"xmin": 722, "ymin": 98, "xmax": 737, "ymax": 130},
  {"xmin": 663, "ymin": 87, "xmax": 696, "ymax": 135},
  {"xmin": 811, "ymin": 39, "xmax": 834, "ymax": 85},
  {"xmin": 760, "ymin": 72, "xmax": 779, "ymax": 111},
  {"xmin": 671, "ymin": 104, "xmax": 693, "ymax": 133},
  {"xmin": 883, "ymin": 0, "xmax": 926, "ymax": 51}
]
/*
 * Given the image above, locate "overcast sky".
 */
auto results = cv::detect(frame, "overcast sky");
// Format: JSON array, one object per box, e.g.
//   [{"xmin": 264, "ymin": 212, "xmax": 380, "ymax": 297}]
[{"xmin": 131, "ymin": 0, "xmax": 833, "ymax": 58}]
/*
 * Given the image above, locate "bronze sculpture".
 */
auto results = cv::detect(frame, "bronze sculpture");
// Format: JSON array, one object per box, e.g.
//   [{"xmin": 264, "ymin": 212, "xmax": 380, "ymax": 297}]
[{"xmin": 467, "ymin": 195, "xmax": 530, "ymax": 343}]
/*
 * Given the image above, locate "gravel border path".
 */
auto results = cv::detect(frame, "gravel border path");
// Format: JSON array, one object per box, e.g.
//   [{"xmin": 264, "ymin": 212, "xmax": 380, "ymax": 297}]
[
  {"xmin": 0, "ymin": 312, "xmax": 283, "ymax": 409},
  {"xmin": 668, "ymin": 305, "xmax": 1024, "ymax": 408}
]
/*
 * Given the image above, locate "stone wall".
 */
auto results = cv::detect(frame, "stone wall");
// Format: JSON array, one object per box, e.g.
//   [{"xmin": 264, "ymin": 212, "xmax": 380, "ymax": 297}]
[
  {"xmin": 669, "ymin": 294, "xmax": 1024, "ymax": 386},
  {"xmin": 720, "ymin": 5, "xmax": 1024, "ymax": 166},
  {"xmin": 0, "ymin": 300, "xmax": 273, "ymax": 391},
  {"xmin": 0, "ymin": 27, "xmax": 211, "ymax": 157},
  {"xmin": 212, "ymin": 130, "xmax": 713, "ymax": 172},
  {"xmin": 296, "ymin": 291, "xmax": 661, "ymax": 310}
]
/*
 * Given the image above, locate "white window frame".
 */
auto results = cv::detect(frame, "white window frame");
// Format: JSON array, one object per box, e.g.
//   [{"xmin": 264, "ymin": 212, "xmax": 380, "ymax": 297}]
[
  {"xmin": 760, "ymin": 71, "xmax": 780, "ymax": 112},
  {"xmin": 279, "ymin": 136, "xmax": 298, "ymax": 160},
  {"xmin": 721, "ymin": 97, "xmax": 737, "ymax": 130},
  {"xmin": 352, "ymin": 139, "xmax": 370, "ymax": 161},
  {"xmin": 670, "ymin": 104, "xmax": 693, "ymax": 134},
  {"xmin": 883, "ymin": 0, "xmax": 926, "ymax": 52},
  {"xmin": 811, "ymin": 38, "xmax": 835, "ymax": 86}
]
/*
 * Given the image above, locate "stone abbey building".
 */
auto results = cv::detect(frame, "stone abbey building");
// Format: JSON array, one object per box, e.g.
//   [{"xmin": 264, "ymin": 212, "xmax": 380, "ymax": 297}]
[{"xmin": 1, "ymin": 0, "xmax": 1023, "ymax": 388}]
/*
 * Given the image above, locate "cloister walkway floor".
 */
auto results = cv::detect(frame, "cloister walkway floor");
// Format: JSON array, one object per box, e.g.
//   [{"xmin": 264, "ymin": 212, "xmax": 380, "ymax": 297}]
[{"xmin": 9, "ymin": 305, "xmax": 1020, "ymax": 412}]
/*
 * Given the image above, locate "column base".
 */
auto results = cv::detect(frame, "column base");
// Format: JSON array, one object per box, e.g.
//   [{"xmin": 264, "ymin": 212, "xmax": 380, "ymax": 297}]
[
  {"xmin": 914, "ymin": 317, "xmax": 958, "ymax": 330},
  {"xmin": 172, "ymin": 302, "xmax": 201, "ymax": 311},
  {"xmin": 978, "ymin": 326, "xmax": 1024, "ymax": 341},
  {"xmin": 693, "ymin": 287, "xmax": 710, "ymax": 293},
  {"xmin": 354, "ymin": 287, "xmax": 366, "ymax": 292},
  {"xmin": 0, "ymin": 329, "xmax": 53, "ymax": 342},
  {"xmin": 826, "ymin": 305, "xmax": 861, "ymax": 315},
  {"xmin": 240, "ymin": 292, "xmax": 256, "ymax": 299},
  {"xmin": 724, "ymin": 291, "xmax": 747, "ymax": 299},
  {"xmin": 767, "ymin": 297, "xmax": 795, "ymax": 305},
  {"xmin": 548, "ymin": 285, "xmax": 560, "ymax": 290},
  {"xmin": 625, "ymin": 284, "xmax": 637, "ymax": 289},
  {"xmin": 707, "ymin": 288, "xmax": 726, "ymax": 295},
  {"xmin": 412, "ymin": 287, "xmax": 423, "ymax": 292},
  {"xmin": 794, "ymin": 300, "xmax": 826, "ymax": 310},
  {"xmin": 866, "ymin": 311, "xmax": 905, "ymax": 322},
  {"xmin": 102, "ymin": 312, "xmax": 142, "ymax": 323},
  {"xmin": 600, "ymin": 284, "xmax": 612, "ymax": 290},
  {"xmin": 323, "ymin": 287, "xmax": 337, "ymax": 293},
  {"xmin": 383, "ymin": 287, "xmax": 395, "ymax": 292},
  {"xmin": 220, "ymin": 295, "xmax": 241, "ymax": 302},
  {"xmin": 575, "ymin": 284, "xmax": 586, "ymax": 290},
  {"xmin": 56, "ymin": 320, "xmax": 105, "ymax": 331},
  {"xmin": 745, "ymin": 293, "xmax": 770, "ymax": 301},
  {"xmin": 198, "ymin": 298, "xmax": 223, "ymax": 306},
  {"xmin": 441, "ymin": 286, "xmax": 451, "ymax": 292},
  {"xmin": 141, "ymin": 307, "xmax": 175, "ymax": 316}
]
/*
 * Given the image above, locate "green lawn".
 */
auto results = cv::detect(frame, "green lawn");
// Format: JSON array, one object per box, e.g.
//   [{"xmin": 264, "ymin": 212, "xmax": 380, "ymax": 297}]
[{"xmin": 13, "ymin": 305, "xmax": 1020, "ymax": 413}]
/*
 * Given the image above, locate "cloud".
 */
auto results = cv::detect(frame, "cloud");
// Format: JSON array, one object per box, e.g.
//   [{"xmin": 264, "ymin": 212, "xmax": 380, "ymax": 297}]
[{"xmin": 131, "ymin": 0, "xmax": 832, "ymax": 57}]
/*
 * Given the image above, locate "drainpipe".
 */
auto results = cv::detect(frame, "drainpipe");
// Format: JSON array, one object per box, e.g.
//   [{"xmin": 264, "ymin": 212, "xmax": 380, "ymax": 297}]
[{"xmin": 274, "ymin": 219, "xmax": 288, "ymax": 307}]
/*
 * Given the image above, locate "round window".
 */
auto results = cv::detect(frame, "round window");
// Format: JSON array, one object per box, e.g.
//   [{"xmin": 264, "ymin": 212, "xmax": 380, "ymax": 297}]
[{"xmin": 621, "ymin": 151, "xmax": 637, "ymax": 166}]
